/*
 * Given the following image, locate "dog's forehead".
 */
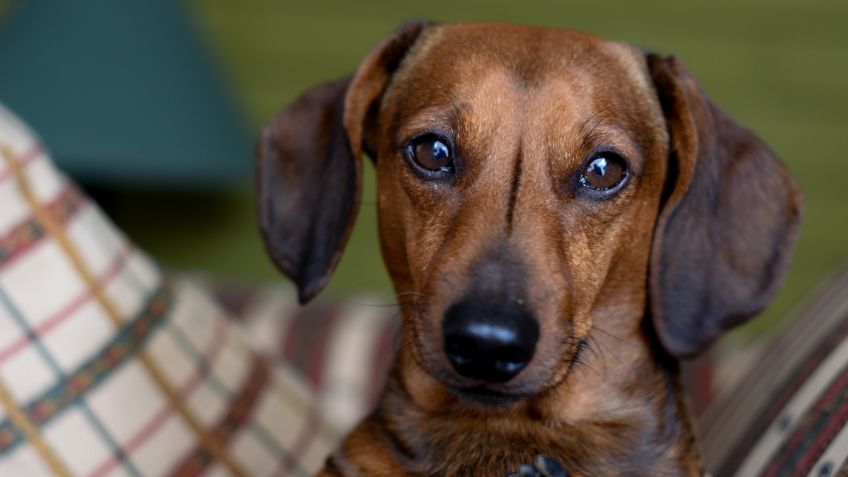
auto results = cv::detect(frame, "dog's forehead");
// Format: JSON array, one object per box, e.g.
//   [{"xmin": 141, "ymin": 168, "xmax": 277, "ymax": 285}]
[
  {"xmin": 390, "ymin": 23, "xmax": 653, "ymax": 106},
  {"xmin": 382, "ymin": 23, "xmax": 662, "ymax": 149}
]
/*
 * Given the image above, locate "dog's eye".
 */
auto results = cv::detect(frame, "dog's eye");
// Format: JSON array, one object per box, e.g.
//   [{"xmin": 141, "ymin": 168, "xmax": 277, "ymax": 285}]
[
  {"xmin": 407, "ymin": 136, "xmax": 454, "ymax": 174},
  {"xmin": 579, "ymin": 153, "xmax": 628, "ymax": 191}
]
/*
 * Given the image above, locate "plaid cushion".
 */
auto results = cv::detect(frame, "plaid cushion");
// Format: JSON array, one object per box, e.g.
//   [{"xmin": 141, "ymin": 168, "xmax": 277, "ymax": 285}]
[
  {"xmin": 0, "ymin": 104, "xmax": 339, "ymax": 476},
  {"xmin": 209, "ymin": 284, "xmax": 398, "ymax": 432},
  {"xmin": 699, "ymin": 264, "xmax": 848, "ymax": 476}
]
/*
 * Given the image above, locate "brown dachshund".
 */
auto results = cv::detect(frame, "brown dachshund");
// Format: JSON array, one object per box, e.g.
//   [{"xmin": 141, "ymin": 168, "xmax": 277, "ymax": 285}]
[{"xmin": 257, "ymin": 22, "xmax": 802, "ymax": 476}]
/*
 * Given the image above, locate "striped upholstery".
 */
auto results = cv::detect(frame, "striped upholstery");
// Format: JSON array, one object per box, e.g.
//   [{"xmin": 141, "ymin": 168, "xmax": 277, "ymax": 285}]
[
  {"xmin": 7, "ymin": 98, "xmax": 848, "ymax": 476},
  {"xmin": 0, "ymin": 104, "xmax": 339, "ymax": 476},
  {"xmin": 700, "ymin": 265, "xmax": 848, "ymax": 476},
  {"xmin": 211, "ymin": 285, "xmax": 748, "ymax": 436},
  {"xmin": 210, "ymin": 248, "xmax": 848, "ymax": 477}
]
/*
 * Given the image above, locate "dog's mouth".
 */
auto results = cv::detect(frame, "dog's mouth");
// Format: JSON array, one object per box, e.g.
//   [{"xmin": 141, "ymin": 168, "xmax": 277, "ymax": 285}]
[
  {"xmin": 443, "ymin": 338, "xmax": 588, "ymax": 407},
  {"xmin": 449, "ymin": 386, "xmax": 530, "ymax": 407}
]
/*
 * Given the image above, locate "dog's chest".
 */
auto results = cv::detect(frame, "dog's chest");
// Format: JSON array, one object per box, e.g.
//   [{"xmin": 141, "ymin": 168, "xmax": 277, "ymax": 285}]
[{"xmin": 401, "ymin": 413, "xmax": 690, "ymax": 477}]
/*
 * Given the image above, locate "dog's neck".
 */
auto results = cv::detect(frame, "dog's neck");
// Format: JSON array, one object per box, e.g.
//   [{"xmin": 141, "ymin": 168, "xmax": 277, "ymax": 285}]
[{"xmin": 374, "ymin": 323, "xmax": 703, "ymax": 476}]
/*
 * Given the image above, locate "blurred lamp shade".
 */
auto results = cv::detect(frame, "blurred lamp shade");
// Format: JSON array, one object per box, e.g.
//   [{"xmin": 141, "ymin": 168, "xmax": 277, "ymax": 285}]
[{"xmin": 0, "ymin": 0, "xmax": 252, "ymax": 188}]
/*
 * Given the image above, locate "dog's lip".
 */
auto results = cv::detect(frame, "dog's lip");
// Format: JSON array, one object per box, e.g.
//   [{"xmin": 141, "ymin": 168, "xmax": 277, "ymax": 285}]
[
  {"xmin": 436, "ymin": 363, "xmax": 534, "ymax": 403},
  {"xmin": 449, "ymin": 385, "xmax": 526, "ymax": 406},
  {"xmin": 440, "ymin": 336, "xmax": 587, "ymax": 406}
]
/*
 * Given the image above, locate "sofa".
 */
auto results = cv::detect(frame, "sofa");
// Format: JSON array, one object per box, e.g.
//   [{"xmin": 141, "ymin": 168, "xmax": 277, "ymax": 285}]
[{"xmin": 1, "ymin": 103, "xmax": 847, "ymax": 476}]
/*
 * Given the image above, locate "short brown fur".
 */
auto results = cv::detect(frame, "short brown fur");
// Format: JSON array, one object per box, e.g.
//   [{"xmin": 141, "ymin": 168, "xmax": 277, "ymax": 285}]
[{"xmin": 258, "ymin": 22, "xmax": 802, "ymax": 476}]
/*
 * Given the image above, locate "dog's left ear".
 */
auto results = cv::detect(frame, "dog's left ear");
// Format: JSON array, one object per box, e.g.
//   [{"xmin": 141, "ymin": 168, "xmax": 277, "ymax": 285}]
[
  {"xmin": 646, "ymin": 54, "xmax": 803, "ymax": 358},
  {"xmin": 258, "ymin": 21, "xmax": 429, "ymax": 304}
]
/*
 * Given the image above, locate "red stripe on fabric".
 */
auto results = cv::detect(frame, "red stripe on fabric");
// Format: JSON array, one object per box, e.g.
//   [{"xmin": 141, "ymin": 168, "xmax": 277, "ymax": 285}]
[
  {"xmin": 305, "ymin": 304, "xmax": 343, "ymax": 392},
  {"xmin": 209, "ymin": 286, "xmax": 256, "ymax": 321},
  {"xmin": 100, "ymin": 404, "xmax": 173, "ymax": 477},
  {"xmin": 281, "ymin": 305, "xmax": 307, "ymax": 366},
  {"xmin": 0, "ymin": 244, "xmax": 132, "ymax": 366},
  {"xmin": 719, "ymin": 309, "xmax": 848, "ymax": 474},
  {"xmin": 282, "ymin": 302, "xmax": 336, "ymax": 388},
  {"xmin": 689, "ymin": 354, "xmax": 714, "ymax": 415},
  {"xmin": 795, "ymin": 390, "xmax": 848, "ymax": 473},
  {"xmin": 86, "ymin": 319, "xmax": 231, "ymax": 477},
  {"xmin": 0, "ymin": 185, "xmax": 84, "ymax": 272},
  {"xmin": 166, "ymin": 358, "xmax": 271, "ymax": 477},
  {"xmin": 761, "ymin": 363, "xmax": 848, "ymax": 477},
  {"xmin": 0, "ymin": 143, "xmax": 41, "ymax": 184},
  {"xmin": 798, "ymin": 412, "xmax": 848, "ymax": 472},
  {"xmin": 369, "ymin": 315, "xmax": 399, "ymax": 408},
  {"xmin": 272, "ymin": 408, "xmax": 321, "ymax": 477}
]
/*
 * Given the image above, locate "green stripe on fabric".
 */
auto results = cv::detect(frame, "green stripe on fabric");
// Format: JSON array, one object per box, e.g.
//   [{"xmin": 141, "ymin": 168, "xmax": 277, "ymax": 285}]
[
  {"xmin": 0, "ymin": 186, "xmax": 83, "ymax": 268},
  {"xmin": 165, "ymin": 321, "xmax": 309, "ymax": 476},
  {"xmin": 0, "ymin": 285, "xmax": 142, "ymax": 477},
  {"xmin": 85, "ymin": 225, "xmax": 314, "ymax": 476},
  {"xmin": 166, "ymin": 357, "xmax": 271, "ymax": 476},
  {"xmin": 0, "ymin": 282, "xmax": 173, "ymax": 454}
]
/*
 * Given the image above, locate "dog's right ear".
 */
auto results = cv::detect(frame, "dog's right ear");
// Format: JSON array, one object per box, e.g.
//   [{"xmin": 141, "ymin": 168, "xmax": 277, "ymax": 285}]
[
  {"xmin": 258, "ymin": 21, "xmax": 429, "ymax": 304},
  {"xmin": 646, "ymin": 54, "xmax": 803, "ymax": 358}
]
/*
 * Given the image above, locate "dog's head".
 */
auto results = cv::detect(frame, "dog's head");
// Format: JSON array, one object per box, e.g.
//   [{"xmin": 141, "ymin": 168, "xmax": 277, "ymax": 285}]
[{"xmin": 258, "ymin": 22, "xmax": 801, "ymax": 402}]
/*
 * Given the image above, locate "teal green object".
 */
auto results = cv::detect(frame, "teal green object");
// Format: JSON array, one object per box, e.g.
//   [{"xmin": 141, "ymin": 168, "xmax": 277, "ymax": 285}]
[{"xmin": 0, "ymin": 0, "xmax": 251, "ymax": 187}]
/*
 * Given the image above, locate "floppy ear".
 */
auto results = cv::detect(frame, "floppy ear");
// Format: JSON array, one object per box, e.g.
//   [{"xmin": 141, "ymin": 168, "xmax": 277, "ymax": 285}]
[
  {"xmin": 646, "ymin": 54, "xmax": 803, "ymax": 358},
  {"xmin": 258, "ymin": 21, "xmax": 429, "ymax": 303}
]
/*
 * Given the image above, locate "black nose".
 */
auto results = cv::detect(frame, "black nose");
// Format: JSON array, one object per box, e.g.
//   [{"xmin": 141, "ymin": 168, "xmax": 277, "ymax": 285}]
[{"xmin": 442, "ymin": 299, "xmax": 539, "ymax": 383}]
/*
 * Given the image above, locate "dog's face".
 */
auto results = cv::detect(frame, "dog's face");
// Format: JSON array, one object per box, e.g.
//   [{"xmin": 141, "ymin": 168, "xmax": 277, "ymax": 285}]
[
  {"xmin": 372, "ymin": 25, "xmax": 669, "ymax": 399},
  {"xmin": 258, "ymin": 23, "xmax": 801, "ymax": 403}
]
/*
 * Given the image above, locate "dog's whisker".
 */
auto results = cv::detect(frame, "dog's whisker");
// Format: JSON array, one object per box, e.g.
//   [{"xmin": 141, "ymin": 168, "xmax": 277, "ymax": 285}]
[
  {"xmin": 346, "ymin": 300, "xmax": 408, "ymax": 308},
  {"xmin": 394, "ymin": 291, "xmax": 430, "ymax": 298},
  {"xmin": 571, "ymin": 346, "xmax": 604, "ymax": 378},
  {"xmin": 587, "ymin": 333, "xmax": 623, "ymax": 373},
  {"xmin": 589, "ymin": 324, "xmax": 631, "ymax": 346}
]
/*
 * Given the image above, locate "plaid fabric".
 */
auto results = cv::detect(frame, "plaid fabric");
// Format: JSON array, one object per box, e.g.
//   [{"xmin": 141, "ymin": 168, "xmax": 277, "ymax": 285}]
[
  {"xmin": 0, "ymin": 104, "xmax": 338, "ymax": 476},
  {"xmin": 208, "ymin": 249, "xmax": 848, "ymax": 476},
  {"xmin": 210, "ymin": 284, "xmax": 399, "ymax": 433},
  {"xmin": 700, "ymin": 264, "xmax": 848, "ymax": 476}
]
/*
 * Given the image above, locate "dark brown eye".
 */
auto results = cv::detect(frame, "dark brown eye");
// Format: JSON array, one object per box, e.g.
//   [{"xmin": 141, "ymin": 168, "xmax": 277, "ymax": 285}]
[
  {"xmin": 407, "ymin": 136, "xmax": 454, "ymax": 174},
  {"xmin": 579, "ymin": 153, "xmax": 628, "ymax": 191}
]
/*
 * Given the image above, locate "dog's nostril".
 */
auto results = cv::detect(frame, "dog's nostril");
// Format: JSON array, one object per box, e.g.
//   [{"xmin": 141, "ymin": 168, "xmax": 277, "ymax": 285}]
[{"xmin": 442, "ymin": 300, "xmax": 539, "ymax": 383}]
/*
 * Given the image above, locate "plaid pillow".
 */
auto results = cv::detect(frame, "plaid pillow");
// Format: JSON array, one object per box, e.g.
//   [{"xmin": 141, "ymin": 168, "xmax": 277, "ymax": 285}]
[
  {"xmin": 209, "ymin": 285, "xmax": 399, "ymax": 432},
  {"xmin": 699, "ymin": 265, "xmax": 848, "ymax": 476},
  {"xmin": 0, "ymin": 104, "xmax": 338, "ymax": 477}
]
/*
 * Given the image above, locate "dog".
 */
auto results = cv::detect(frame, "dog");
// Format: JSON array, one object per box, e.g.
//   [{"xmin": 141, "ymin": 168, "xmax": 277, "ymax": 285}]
[{"xmin": 257, "ymin": 22, "xmax": 802, "ymax": 476}]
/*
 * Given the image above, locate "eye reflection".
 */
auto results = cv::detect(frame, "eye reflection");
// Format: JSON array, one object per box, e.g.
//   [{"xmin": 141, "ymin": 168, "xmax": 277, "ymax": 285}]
[
  {"xmin": 407, "ymin": 135, "xmax": 455, "ymax": 174},
  {"xmin": 579, "ymin": 153, "xmax": 627, "ymax": 191}
]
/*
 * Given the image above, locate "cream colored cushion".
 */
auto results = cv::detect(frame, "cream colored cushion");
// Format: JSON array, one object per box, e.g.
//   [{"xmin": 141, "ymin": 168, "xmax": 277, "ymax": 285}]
[{"xmin": 0, "ymin": 104, "xmax": 338, "ymax": 477}]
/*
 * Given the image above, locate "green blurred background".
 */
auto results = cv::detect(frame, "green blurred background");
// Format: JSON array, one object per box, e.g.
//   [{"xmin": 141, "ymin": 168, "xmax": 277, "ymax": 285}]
[{"xmin": 1, "ymin": 0, "xmax": 846, "ymax": 334}]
